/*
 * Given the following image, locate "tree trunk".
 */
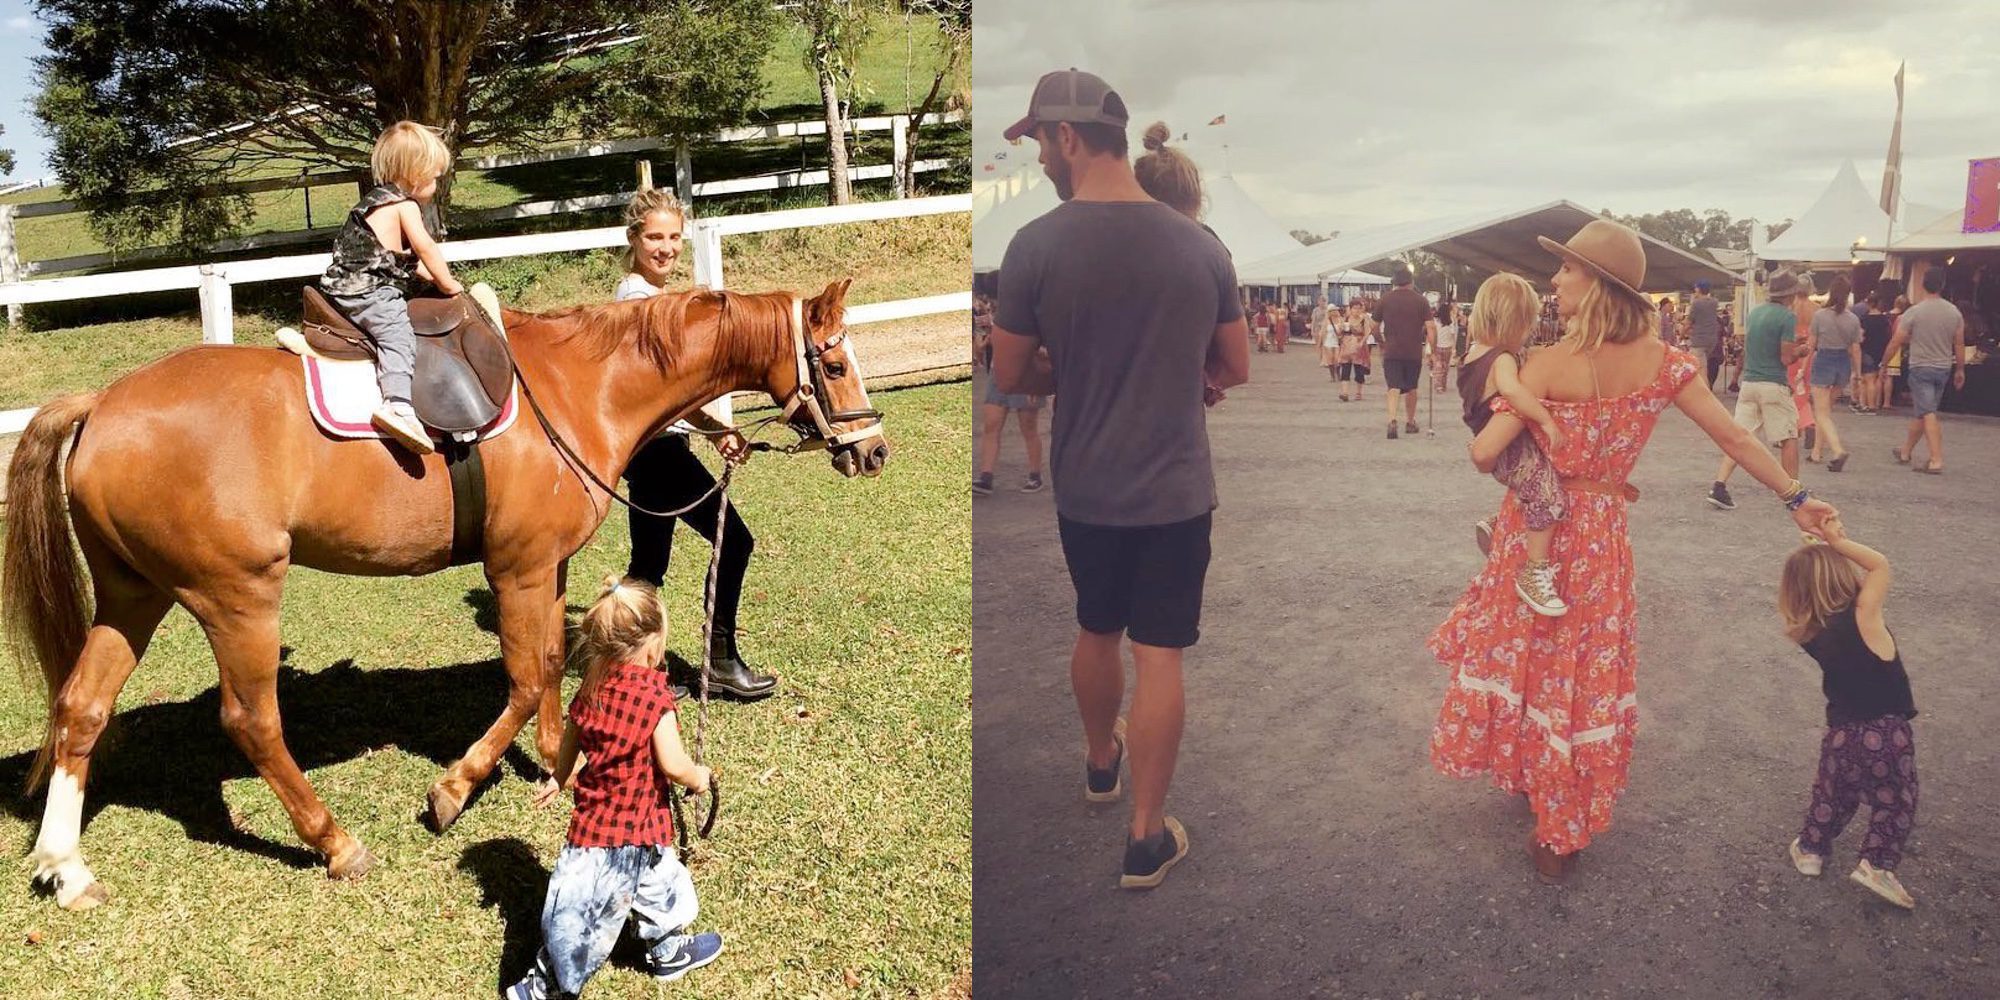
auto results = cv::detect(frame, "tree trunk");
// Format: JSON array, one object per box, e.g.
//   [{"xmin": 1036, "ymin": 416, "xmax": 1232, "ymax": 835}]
[
  {"xmin": 903, "ymin": 71, "xmax": 946, "ymax": 196},
  {"xmin": 820, "ymin": 68, "xmax": 852, "ymax": 205}
]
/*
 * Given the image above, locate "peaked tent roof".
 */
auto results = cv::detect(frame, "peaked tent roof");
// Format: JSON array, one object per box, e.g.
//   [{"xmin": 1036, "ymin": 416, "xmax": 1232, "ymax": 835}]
[
  {"xmin": 1237, "ymin": 200, "xmax": 1738, "ymax": 291},
  {"xmin": 971, "ymin": 164, "xmax": 1304, "ymax": 272},
  {"xmin": 1761, "ymin": 161, "xmax": 1898, "ymax": 264}
]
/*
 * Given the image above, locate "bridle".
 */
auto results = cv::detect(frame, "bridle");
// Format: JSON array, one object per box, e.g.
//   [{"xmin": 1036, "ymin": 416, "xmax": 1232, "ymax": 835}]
[{"xmin": 773, "ymin": 296, "xmax": 885, "ymax": 453}]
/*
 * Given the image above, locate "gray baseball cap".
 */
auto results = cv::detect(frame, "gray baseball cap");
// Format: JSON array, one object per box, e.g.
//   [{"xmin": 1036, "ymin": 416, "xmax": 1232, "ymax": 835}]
[{"xmin": 1002, "ymin": 69, "xmax": 1129, "ymax": 141}]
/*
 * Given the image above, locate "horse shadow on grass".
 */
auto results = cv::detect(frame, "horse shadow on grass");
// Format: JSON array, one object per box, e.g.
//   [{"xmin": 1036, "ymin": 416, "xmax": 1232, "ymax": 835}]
[{"xmin": 0, "ymin": 648, "xmax": 544, "ymax": 872}]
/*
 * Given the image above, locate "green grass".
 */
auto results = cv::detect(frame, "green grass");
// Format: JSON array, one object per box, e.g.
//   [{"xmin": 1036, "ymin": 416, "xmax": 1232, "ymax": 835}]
[
  {"xmin": 4, "ymin": 11, "xmax": 969, "ymax": 265},
  {"xmin": 0, "ymin": 380, "xmax": 971, "ymax": 999}
]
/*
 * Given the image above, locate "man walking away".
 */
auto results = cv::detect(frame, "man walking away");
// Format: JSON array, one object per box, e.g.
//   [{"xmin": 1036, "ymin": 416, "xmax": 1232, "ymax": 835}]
[
  {"xmin": 1710, "ymin": 269, "xmax": 1806, "ymax": 509},
  {"xmin": 990, "ymin": 68, "xmax": 1251, "ymax": 890},
  {"xmin": 1687, "ymin": 280, "xmax": 1722, "ymax": 383},
  {"xmin": 1882, "ymin": 264, "xmax": 1967, "ymax": 474},
  {"xmin": 1373, "ymin": 267, "xmax": 1434, "ymax": 439}
]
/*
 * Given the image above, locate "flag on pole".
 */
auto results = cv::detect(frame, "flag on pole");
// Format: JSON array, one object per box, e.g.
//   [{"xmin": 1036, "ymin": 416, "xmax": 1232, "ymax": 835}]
[
  {"xmin": 1207, "ymin": 115, "xmax": 1227, "ymax": 126},
  {"xmin": 1879, "ymin": 61, "xmax": 1905, "ymax": 217}
]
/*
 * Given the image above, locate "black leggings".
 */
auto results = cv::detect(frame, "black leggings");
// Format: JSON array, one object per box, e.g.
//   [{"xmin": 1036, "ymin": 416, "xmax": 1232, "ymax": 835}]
[{"xmin": 623, "ymin": 435, "xmax": 754, "ymax": 634}]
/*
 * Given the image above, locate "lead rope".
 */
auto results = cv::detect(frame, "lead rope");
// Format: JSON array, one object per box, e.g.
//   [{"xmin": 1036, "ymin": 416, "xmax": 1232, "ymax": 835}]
[{"xmin": 668, "ymin": 459, "xmax": 730, "ymax": 864}]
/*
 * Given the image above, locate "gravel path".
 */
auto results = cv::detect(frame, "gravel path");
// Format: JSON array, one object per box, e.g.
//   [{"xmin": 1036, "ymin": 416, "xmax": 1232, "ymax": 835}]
[{"xmin": 972, "ymin": 347, "xmax": 2000, "ymax": 999}]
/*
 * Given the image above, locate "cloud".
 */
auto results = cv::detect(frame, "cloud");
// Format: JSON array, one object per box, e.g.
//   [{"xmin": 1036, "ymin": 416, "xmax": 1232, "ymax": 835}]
[
  {"xmin": 975, "ymin": 0, "xmax": 1995, "ymax": 232},
  {"xmin": 5, "ymin": 16, "xmax": 31, "ymax": 31}
]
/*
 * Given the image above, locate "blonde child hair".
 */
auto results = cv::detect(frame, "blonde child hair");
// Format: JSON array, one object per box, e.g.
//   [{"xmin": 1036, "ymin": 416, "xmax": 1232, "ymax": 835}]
[
  {"xmin": 1134, "ymin": 122, "xmax": 1204, "ymax": 220},
  {"xmin": 572, "ymin": 575, "xmax": 668, "ymax": 708},
  {"xmin": 370, "ymin": 120, "xmax": 452, "ymax": 190},
  {"xmin": 621, "ymin": 187, "xmax": 689, "ymax": 273},
  {"xmin": 1778, "ymin": 544, "xmax": 1863, "ymax": 644},
  {"xmin": 1469, "ymin": 273, "xmax": 1541, "ymax": 354}
]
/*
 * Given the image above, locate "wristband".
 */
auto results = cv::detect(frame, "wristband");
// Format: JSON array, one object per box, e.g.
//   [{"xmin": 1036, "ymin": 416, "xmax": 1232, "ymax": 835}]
[
  {"xmin": 1776, "ymin": 479, "xmax": 1804, "ymax": 502},
  {"xmin": 1784, "ymin": 486, "xmax": 1810, "ymax": 512}
]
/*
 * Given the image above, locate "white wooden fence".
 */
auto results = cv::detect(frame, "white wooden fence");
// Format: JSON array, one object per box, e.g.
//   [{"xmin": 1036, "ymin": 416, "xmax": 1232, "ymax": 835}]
[
  {"xmin": 0, "ymin": 193, "xmax": 971, "ymax": 434},
  {"xmin": 4, "ymin": 109, "xmax": 969, "ymax": 281}
]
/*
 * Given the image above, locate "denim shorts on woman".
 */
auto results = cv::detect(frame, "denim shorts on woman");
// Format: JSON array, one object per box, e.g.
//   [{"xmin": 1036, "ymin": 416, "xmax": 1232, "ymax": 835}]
[
  {"xmin": 1809, "ymin": 349, "xmax": 1853, "ymax": 388},
  {"xmin": 1057, "ymin": 512, "xmax": 1212, "ymax": 649}
]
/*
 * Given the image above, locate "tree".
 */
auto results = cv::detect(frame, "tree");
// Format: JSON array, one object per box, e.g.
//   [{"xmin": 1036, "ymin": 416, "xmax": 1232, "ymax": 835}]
[
  {"xmin": 32, "ymin": 0, "xmax": 779, "ymax": 250},
  {"xmin": 792, "ymin": 0, "xmax": 878, "ymax": 205},
  {"xmin": 1602, "ymin": 206, "xmax": 1791, "ymax": 256},
  {"xmin": 0, "ymin": 124, "xmax": 14, "ymax": 176},
  {"xmin": 897, "ymin": 0, "xmax": 967, "ymax": 194}
]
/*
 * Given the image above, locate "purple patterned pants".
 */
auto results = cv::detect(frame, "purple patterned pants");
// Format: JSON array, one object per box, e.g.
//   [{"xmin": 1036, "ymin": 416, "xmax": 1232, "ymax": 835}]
[
  {"xmin": 1797, "ymin": 715, "xmax": 1918, "ymax": 870},
  {"xmin": 1491, "ymin": 435, "xmax": 1566, "ymax": 532}
]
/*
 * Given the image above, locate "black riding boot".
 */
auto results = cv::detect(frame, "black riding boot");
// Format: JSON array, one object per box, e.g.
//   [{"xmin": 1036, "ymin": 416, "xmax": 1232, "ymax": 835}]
[{"xmin": 692, "ymin": 631, "xmax": 778, "ymax": 700}]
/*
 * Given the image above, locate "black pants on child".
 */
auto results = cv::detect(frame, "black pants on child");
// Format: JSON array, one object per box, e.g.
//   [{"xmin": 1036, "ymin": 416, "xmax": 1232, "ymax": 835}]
[
  {"xmin": 1797, "ymin": 714, "xmax": 1918, "ymax": 869},
  {"xmin": 622, "ymin": 435, "xmax": 753, "ymax": 635}
]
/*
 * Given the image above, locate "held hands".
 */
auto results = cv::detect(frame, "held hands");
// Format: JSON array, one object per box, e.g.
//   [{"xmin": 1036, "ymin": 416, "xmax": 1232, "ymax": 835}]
[
  {"xmin": 1790, "ymin": 496, "xmax": 1838, "ymax": 536},
  {"xmin": 1203, "ymin": 382, "xmax": 1226, "ymax": 407}
]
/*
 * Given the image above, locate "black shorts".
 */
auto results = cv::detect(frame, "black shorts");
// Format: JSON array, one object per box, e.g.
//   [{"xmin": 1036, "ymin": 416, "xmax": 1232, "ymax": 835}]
[
  {"xmin": 1057, "ymin": 512, "xmax": 1212, "ymax": 649},
  {"xmin": 1383, "ymin": 358, "xmax": 1422, "ymax": 392},
  {"xmin": 1336, "ymin": 362, "xmax": 1368, "ymax": 383}
]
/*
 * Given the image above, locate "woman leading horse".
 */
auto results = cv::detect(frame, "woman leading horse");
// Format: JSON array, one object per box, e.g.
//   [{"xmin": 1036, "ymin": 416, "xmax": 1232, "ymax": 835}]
[{"xmin": 4, "ymin": 279, "xmax": 886, "ymax": 910}]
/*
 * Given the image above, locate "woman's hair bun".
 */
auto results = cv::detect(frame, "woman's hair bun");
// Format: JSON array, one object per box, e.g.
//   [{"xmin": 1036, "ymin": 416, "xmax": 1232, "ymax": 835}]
[{"xmin": 1143, "ymin": 121, "xmax": 1172, "ymax": 152}]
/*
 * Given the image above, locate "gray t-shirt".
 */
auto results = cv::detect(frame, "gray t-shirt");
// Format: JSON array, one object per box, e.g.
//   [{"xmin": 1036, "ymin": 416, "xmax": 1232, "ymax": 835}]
[
  {"xmin": 1900, "ymin": 296, "xmax": 1963, "ymax": 370},
  {"xmin": 995, "ymin": 200, "xmax": 1241, "ymax": 527},
  {"xmin": 1686, "ymin": 295, "xmax": 1721, "ymax": 348},
  {"xmin": 1810, "ymin": 306, "xmax": 1862, "ymax": 352}
]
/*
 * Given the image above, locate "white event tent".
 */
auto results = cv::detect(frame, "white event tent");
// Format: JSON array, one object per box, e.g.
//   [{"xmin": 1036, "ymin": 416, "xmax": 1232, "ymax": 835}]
[{"xmin": 1760, "ymin": 160, "xmax": 1957, "ymax": 265}]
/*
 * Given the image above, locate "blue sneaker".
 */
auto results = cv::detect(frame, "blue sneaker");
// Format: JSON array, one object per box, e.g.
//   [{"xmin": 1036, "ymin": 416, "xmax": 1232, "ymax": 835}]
[
  {"xmin": 504, "ymin": 974, "xmax": 555, "ymax": 1000},
  {"xmin": 646, "ymin": 932, "xmax": 724, "ymax": 982}
]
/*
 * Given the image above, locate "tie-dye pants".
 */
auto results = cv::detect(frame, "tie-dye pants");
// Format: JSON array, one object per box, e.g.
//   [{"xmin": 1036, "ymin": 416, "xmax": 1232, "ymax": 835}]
[
  {"xmin": 514, "ymin": 843, "xmax": 699, "ymax": 997},
  {"xmin": 1796, "ymin": 714, "xmax": 1919, "ymax": 870}
]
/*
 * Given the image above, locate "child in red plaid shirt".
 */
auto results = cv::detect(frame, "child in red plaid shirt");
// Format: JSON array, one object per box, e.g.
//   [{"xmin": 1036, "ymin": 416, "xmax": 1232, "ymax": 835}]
[{"xmin": 507, "ymin": 577, "xmax": 721, "ymax": 1000}]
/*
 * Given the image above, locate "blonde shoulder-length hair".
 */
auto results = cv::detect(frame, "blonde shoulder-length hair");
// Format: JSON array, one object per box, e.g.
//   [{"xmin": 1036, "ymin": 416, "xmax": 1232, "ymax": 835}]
[
  {"xmin": 1778, "ymin": 544, "xmax": 1862, "ymax": 644},
  {"xmin": 1564, "ymin": 274, "xmax": 1655, "ymax": 352},
  {"xmin": 622, "ymin": 187, "xmax": 690, "ymax": 273}
]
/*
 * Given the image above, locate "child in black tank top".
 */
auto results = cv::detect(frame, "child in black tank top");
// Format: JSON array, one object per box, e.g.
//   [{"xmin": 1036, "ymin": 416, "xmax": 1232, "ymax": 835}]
[
  {"xmin": 1460, "ymin": 274, "xmax": 1571, "ymax": 618},
  {"xmin": 1779, "ymin": 519, "xmax": 1919, "ymax": 909}
]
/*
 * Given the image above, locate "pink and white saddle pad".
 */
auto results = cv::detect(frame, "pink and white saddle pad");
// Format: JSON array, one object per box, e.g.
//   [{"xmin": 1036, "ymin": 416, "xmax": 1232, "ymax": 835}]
[{"xmin": 300, "ymin": 354, "xmax": 519, "ymax": 443}]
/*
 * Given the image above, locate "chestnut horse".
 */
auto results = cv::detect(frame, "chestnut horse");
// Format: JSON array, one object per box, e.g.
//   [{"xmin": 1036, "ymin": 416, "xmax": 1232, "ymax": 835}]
[{"xmin": 2, "ymin": 280, "xmax": 887, "ymax": 909}]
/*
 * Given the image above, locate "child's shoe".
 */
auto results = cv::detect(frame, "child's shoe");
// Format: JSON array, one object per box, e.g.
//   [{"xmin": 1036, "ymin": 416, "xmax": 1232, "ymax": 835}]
[
  {"xmin": 371, "ymin": 401, "xmax": 435, "ymax": 455},
  {"xmin": 1788, "ymin": 837, "xmax": 1823, "ymax": 876},
  {"xmin": 1119, "ymin": 816, "xmax": 1188, "ymax": 890},
  {"xmin": 1849, "ymin": 860, "xmax": 1915, "ymax": 909},
  {"xmin": 1515, "ymin": 561, "xmax": 1569, "ymax": 617},
  {"xmin": 646, "ymin": 931, "xmax": 724, "ymax": 981},
  {"xmin": 1473, "ymin": 517, "xmax": 1495, "ymax": 556}
]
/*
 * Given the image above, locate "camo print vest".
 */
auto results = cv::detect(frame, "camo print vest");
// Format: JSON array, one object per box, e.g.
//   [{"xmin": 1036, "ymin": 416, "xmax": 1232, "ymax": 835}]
[{"xmin": 319, "ymin": 184, "xmax": 437, "ymax": 298}]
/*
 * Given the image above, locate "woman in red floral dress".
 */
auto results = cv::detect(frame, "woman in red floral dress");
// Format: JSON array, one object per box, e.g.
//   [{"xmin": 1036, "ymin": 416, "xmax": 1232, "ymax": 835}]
[{"xmin": 1429, "ymin": 220, "xmax": 1839, "ymax": 882}]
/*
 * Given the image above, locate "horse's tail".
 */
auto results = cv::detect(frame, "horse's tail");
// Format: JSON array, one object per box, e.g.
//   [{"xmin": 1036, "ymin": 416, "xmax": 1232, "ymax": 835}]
[{"xmin": 3, "ymin": 392, "xmax": 97, "ymax": 792}]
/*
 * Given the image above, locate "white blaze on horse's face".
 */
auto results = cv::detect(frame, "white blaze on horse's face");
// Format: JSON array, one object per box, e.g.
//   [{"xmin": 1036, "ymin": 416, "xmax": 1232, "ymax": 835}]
[{"xmin": 797, "ymin": 280, "xmax": 889, "ymax": 478}]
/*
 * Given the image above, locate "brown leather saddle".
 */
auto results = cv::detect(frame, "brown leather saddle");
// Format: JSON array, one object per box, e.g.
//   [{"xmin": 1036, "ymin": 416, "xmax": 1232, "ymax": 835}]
[{"xmin": 300, "ymin": 286, "xmax": 514, "ymax": 433}]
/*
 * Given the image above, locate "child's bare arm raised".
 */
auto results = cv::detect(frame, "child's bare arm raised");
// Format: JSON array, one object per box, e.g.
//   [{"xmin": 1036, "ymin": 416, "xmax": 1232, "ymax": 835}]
[
  {"xmin": 1819, "ymin": 516, "xmax": 1894, "ymax": 655},
  {"xmin": 652, "ymin": 712, "xmax": 713, "ymax": 794},
  {"xmin": 1492, "ymin": 351, "xmax": 1565, "ymax": 450}
]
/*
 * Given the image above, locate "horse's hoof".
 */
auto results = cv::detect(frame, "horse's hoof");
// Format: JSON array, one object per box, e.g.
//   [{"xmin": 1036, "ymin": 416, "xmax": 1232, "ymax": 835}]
[
  {"xmin": 60, "ymin": 881, "xmax": 110, "ymax": 912},
  {"xmin": 423, "ymin": 783, "xmax": 465, "ymax": 835},
  {"xmin": 328, "ymin": 844, "xmax": 376, "ymax": 881}
]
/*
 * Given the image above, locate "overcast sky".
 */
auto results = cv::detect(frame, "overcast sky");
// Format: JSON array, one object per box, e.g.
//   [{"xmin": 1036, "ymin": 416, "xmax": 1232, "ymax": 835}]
[{"xmin": 974, "ymin": 0, "xmax": 1996, "ymax": 235}]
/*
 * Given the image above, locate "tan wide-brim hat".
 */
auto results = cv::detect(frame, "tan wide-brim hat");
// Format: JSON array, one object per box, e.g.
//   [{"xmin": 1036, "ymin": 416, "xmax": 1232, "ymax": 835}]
[{"xmin": 1538, "ymin": 219, "xmax": 1650, "ymax": 306}]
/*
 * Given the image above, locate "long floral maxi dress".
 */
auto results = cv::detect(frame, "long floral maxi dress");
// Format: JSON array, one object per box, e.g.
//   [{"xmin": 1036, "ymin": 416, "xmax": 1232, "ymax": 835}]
[{"xmin": 1429, "ymin": 347, "xmax": 1700, "ymax": 854}]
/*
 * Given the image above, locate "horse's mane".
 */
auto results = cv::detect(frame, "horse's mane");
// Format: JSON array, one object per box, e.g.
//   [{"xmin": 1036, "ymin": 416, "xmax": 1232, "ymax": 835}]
[{"xmin": 540, "ymin": 289, "xmax": 790, "ymax": 376}]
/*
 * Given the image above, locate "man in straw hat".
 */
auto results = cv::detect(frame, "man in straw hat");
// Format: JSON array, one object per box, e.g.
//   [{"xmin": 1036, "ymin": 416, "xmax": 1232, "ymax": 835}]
[
  {"xmin": 1707, "ymin": 268, "xmax": 1807, "ymax": 510},
  {"xmin": 988, "ymin": 68, "xmax": 1251, "ymax": 890}
]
